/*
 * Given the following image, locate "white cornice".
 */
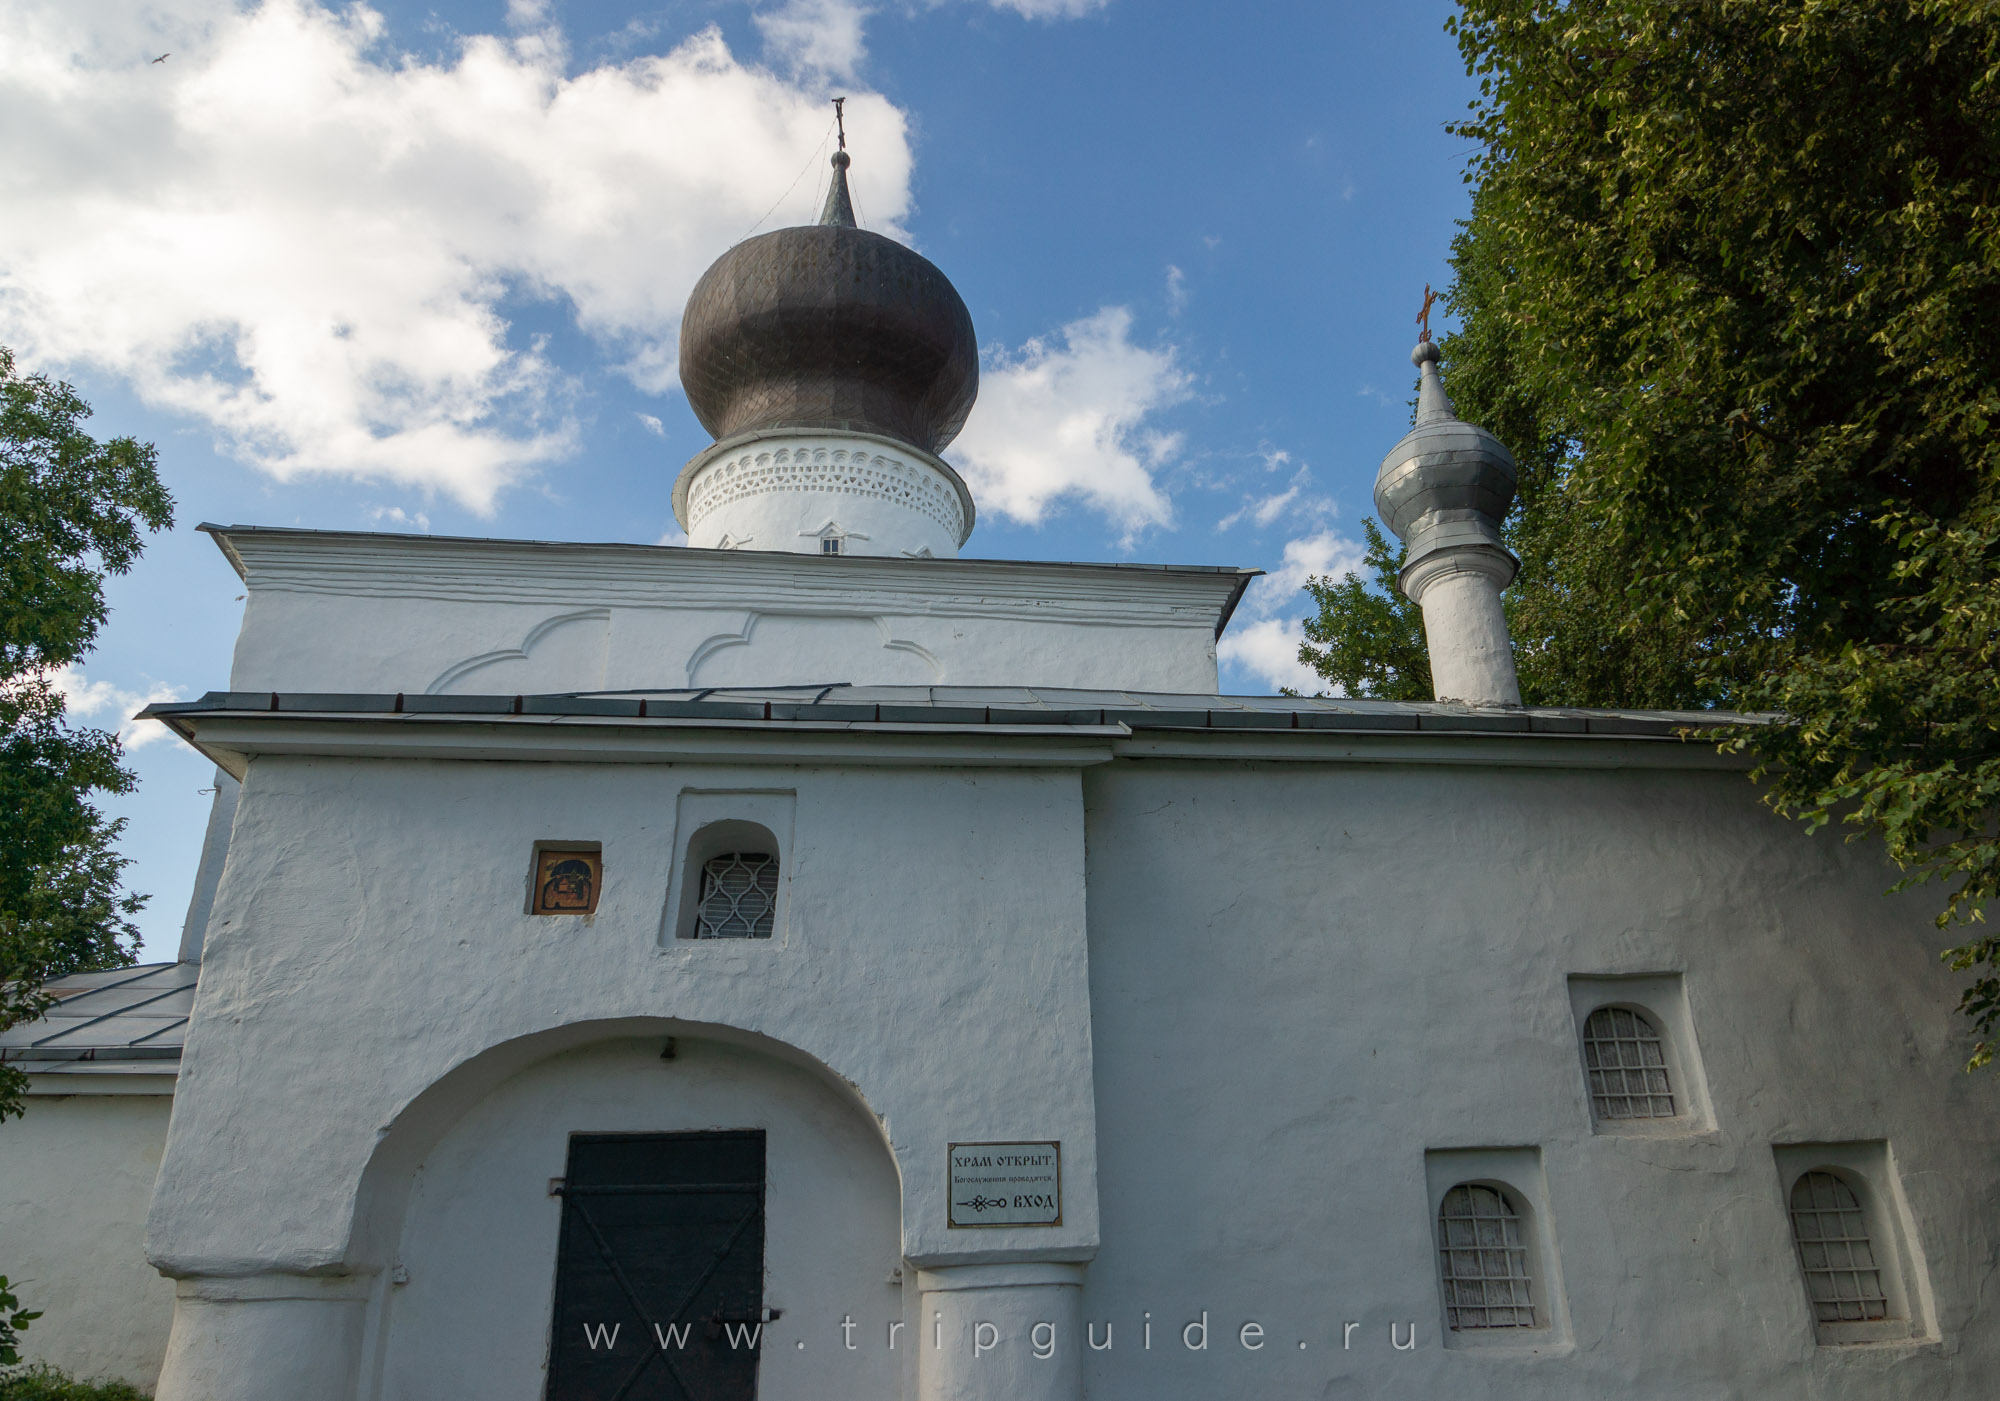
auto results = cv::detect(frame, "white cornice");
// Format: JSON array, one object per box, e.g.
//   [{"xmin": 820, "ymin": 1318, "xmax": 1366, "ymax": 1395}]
[
  {"xmin": 172, "ymin": 714, "xmax": 1129, "ymax": 780},
  {"xmin": 159, "ymin": 708, "xmax": 1751, "ymax": 779},
  {"xmin": 207, "ymin": 526, "xmax": 1252, "ymax": 633}
]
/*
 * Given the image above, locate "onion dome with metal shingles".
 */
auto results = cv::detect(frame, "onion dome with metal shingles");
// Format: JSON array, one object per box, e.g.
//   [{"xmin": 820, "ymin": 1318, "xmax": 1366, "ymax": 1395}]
[
  {"xmin": 1372, "ymin": 340, "xmax": 1520, "ymax": 585},
  {"xmin": 676, "ymin": 142, "xmax": 979, "ymax": 457}
]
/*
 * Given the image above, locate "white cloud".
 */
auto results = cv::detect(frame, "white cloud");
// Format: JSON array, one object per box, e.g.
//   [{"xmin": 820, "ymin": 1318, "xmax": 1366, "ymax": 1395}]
[
  {"xmin": 989, "ymin": 0, "xmax": 1110, "ymax": 16},
  {"xmin": 1217, "ymin": 618, "xmax": 1324, "ymax": 695},
  {"xmin": 1215, "ymin": 449, "xmax": 1336, "ymax": 533},
  {"xmin": 754, "ymin": 0, "xmax": 872, "ymax": 81},
  {"xmin": 1165, "ymin": 264, "xmax": 1188, "ymax": 316},
  {"xmin": 1261, "ymin": 528, "xmax": 1367, "ymax": 605},
  {"xmin": 635, "ymin": 412, "xmax": 665, "ymax": 436},
  {"xmin": 50, "ymin": 665, "xmax": 184, "ymax": 750},
  {"xmin": 0, "ymin": 1, "xmax": 914, "ymax": 513},
  {"xmin": 1219, "ymin": 484, "xmax": 1300, "ymax": 532},
  {"xmin": 757, "ymin": 0, "xmax": 1099, "ymax": 79},
  {"xmin": 1217, "ymin": 527, "xmax": 1365, "ymax": 694},
  {"xmin": 949, "ymin": 307, "xmax": 1187, "ymax": 540},
  {"xmin": 367, "ymin": 505, "xmax": 431, "ymax": 531},
  {"xmin": 506, "ymin": 0, "xmax": 553, "ymax": 29}
]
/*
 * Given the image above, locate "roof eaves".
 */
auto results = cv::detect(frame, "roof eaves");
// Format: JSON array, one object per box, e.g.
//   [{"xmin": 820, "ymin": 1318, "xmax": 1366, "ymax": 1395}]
[{"xmin": 140, "ymin": 691, "xmax": 1749, "ymax": 743}]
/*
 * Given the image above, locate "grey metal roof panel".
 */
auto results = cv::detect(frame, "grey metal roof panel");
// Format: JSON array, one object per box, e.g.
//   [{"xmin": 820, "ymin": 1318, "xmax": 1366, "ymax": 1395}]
[
  {"xmin": 1419, "ymin": 710, "xmax": 1532, "ymax": 734},
  {"xmin": 280, "ymin": 692, "xmax": 400, "ymax": 714},
  {"xmin": 1528, "ymin": 713, "xmax": 1591, "ymax": 734},
  {"xmin": 1127, "ymin": 708, "xmax": 1215, "ymax": 728},
  {"xmin": 0, "ymin": 962, "xmax": 194, "ymax": 1066},
  {"xmin": 875, "ymin": 703, "xmax": 989, "ymax": 725},
  {"xmin": 769, "ymin": 701, "xmax": 877, "ymax": 723},
  {"xmin": 1296, "ymin": 709, "xmax": 1421, "ymax": 732},
  {"xmin": 1585, "ymin": 714, "xmax": 1681, "ymax": 736},
  {"xmin": 520, "ymin": 695, "xmax": 640, "ymax": 718},
  {"xmin": 646, "ymin": 699, "xmax": 770, "ymax": 721},
  {"xmin": 403, "ymin": 694, "xmax": 518, "ymax": 715},
  {"xmin": 1205, "ymin": 709, "xmax": 1301, "ymax": 730}
]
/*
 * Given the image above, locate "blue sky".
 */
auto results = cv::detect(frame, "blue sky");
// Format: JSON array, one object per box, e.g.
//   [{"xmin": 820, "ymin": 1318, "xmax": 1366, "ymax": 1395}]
[{"xmin": 2, "ymin": 0, "xmax": 1480, "ymax": 958}]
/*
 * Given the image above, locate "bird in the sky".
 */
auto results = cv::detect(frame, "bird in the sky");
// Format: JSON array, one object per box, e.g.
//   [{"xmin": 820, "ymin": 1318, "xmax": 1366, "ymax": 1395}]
[{"xmin": 151, "ymin": 53, "xmax": 169, "ymax": 64}]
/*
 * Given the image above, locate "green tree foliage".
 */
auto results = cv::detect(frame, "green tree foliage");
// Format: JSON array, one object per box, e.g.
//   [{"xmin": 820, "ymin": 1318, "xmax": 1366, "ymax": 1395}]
[
  {"xmin": 0, "ymin": 348, "xmax": 174, "ymax": 1120},
  {"xmin": 0, "ymin": 1276, "xmax": 43, "ymax": 1368},
  {"xmin": 1302, "ymin": 0, "xmax": 2000, "ymax": 1064},
  {"xmin": 1298, "ymin": 520, "xmax": 1431, "ymax": 702}
]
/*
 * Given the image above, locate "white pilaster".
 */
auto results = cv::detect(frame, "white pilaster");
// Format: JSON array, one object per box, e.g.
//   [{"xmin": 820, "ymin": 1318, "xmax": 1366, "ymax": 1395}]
[
  {"xmin": 153, "ymin": 1274, "xmax": 371, "ymax": 1401},
  {"xmin": 916, "ymin": 1262, "xmax": 1085, "ymax": 1401}
]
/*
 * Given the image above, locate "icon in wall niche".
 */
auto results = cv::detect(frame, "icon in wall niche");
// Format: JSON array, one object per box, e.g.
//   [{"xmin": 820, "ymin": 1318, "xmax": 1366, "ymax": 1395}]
[{"xmin": 532, "ymin": 847, "xmax": 601, "ymax": 915}]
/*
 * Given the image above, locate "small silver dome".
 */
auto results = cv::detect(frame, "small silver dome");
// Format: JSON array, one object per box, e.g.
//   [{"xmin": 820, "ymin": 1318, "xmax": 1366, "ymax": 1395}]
[{"xmin": 1372, "ymin": 341, "xmax": 1518, "ymax": 567}]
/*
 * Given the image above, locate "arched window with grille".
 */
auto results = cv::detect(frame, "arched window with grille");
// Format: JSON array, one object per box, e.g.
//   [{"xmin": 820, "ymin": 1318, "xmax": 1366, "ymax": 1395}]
[
  {"xmin": 695, "ymin": 851, "xmax": 778, "ymax": 939},
  {"xmin": 1789, "ymin": 1171, "xmax": 1889, "ymax": 1325},
  {"xmin": 1437, "ymin": 1184, "xmax": 1537, "ymax": 1330},
  {"xmin": 1581, "ymin": 1005, "xmax": 1676, "ymax": 1120},
  {"xmin": 672, "ymin": 815, "xmax": 786, "ymax": 942}
]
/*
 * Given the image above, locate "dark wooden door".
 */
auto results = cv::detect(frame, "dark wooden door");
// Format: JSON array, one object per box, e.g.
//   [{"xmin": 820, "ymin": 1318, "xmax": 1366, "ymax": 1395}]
[{"xmin": 546, "ymin": 1131, "xmax": 766, "ymax": 1401}]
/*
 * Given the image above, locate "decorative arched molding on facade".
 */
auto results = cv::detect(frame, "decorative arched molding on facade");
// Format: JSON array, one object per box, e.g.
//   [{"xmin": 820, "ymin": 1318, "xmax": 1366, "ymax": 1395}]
[
  {"xmin": 346, "ymin": 1016, "xmax": 901, "ymax": 1275},
  {"xmin": 423, "ymin": 608, "xmax": 610, "ymax": 695},
  {"xmin": 685, "ymin": 612, "xmax": 942, "ymax": 687}
]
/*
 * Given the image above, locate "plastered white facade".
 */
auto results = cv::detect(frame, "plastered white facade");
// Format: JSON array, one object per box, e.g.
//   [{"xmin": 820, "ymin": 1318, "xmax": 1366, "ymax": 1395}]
[
  {"xmin": 0, "ymin": 1094, "xmax": 177, "ymax": 1389},
  {"xmin": 7, "ymin": 525, "xmax": 1998, "ymax": 1401},
  {"xmin": 209, "ymin": 527, "xmax": 1246, "ymax": 696}
]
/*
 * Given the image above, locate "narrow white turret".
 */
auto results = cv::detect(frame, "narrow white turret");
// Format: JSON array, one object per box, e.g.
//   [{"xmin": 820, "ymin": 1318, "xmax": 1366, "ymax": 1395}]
[{"xmin": 1372, "ymin": 340, "xmax": 1523, "ymax": 705}]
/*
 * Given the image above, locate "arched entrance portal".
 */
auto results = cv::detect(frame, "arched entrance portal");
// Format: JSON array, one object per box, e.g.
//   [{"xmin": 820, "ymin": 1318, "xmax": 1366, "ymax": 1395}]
[{"xmin": 369, "ymin": 1034, "xmax": 903, "ymax": 1401}]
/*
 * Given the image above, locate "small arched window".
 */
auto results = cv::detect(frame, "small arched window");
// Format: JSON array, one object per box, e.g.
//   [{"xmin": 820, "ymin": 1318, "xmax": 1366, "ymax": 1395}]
[
  {"xmin": 1789, "ymin": 1172, "xmax": 1889, "ymax": 1324},
  {"xmin": 1581, "ymin": 1006, "xmax": 1676, "ymax": 1119},
  {"xmin": 1437, "ymin": 1184, "xmax": 1536, "ymax": 1330},
  {"xmin": 695, "ymin": 852, "xmax": 778, "ymax": 939}
]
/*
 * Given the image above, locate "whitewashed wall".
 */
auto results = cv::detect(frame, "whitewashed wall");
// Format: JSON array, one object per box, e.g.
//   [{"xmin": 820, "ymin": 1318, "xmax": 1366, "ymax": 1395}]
[
  {"xmin": 213, "ymin": 530, "xmax": 1239, "ymax": 696},
  {"xmin": 115, "ymin": 733, "xmax": 2000, "ymax": 1398},
  {"xmin": 145, "ymin": 752, "xmax": 1102, "ymax": 1401},
  {"xmin": 1078, "ymin": 758, "xmax": 2000, "ymax": 1399},
  {"xmin": 0, "ymin": 1093, "xmax": 178, "ymax": 1389}
]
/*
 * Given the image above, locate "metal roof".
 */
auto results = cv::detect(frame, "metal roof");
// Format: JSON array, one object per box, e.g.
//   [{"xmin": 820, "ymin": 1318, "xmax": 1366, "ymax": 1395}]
[
  {"xmin": 0, "ymin": 962, "xmax": 193, "ymax": 1074},
  {"xmin": 142, "ymin": 684, "xmax": 1759, "ymax": 740}
]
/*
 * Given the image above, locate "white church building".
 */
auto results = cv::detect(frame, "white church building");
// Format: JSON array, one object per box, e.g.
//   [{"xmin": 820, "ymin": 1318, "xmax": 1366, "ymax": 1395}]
[{"xmin": 3, "ymin": 144, "xmax": 1997, "ymax": 1401}]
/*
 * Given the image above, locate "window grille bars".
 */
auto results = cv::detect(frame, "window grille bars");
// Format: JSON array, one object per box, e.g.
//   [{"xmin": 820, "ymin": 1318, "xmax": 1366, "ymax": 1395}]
[
  {"xmin": 1789, "ymin": 1172, "xmax": 1889, "ymax": 1323},
  {"xmin": 1582, "ymin": 1006, "xmax": 1677, "ymax": 1119},
  {"xmin": 696, "ymin": 853, "xmax": 778, "ymax": 939},
  {"xmin": 1437, "ymin": 1184, "xmax": 1536, "ymax": 1329}
]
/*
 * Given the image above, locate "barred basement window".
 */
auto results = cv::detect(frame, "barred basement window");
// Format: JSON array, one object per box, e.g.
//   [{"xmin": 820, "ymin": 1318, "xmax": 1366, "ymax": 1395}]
[
  {"xmin": 695, "ymin": 853, "xmax": 778, "ymax": 939},
  {"xmin": 1790, "ymin": 1172, "xmax": 1889, "ymax": 1324},
  {"xmin": 1437, "ymin": 1184, "xmax": 1536, "ymax": 1330},
  {"xmin": 1582, "ymin": 1006, "xmax": 1676, "ymax": 1119}
]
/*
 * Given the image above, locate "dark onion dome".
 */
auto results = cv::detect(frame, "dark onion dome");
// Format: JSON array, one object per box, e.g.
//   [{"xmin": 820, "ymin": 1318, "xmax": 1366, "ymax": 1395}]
[
  {"xmin": 677, "ymin": 149, "xmax": 979, "ymax": 456},
  {"xmin": 1373, "ymin": 340, "xmax": 1518, "ymax": 566}
]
